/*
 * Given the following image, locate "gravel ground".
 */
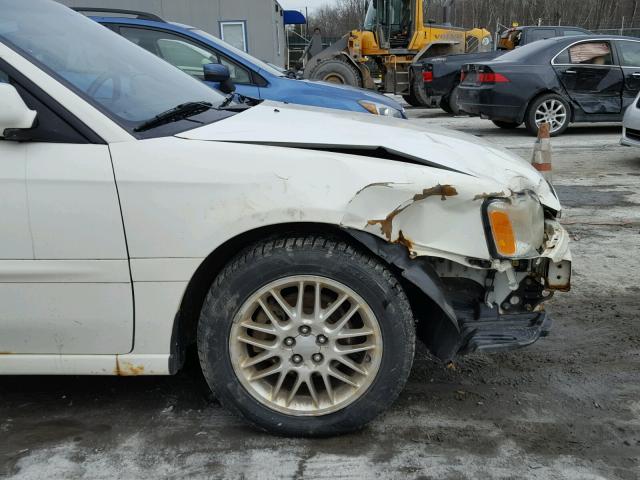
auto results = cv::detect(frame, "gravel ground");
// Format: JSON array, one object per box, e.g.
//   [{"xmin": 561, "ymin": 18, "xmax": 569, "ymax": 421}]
[{"xmin": 1, "ymin": 107, "xmax": 639, "ymax": 480}]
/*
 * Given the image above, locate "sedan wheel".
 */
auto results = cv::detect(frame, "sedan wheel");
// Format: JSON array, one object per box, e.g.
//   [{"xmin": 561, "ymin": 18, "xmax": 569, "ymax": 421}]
[
  {"xmin": 525, "ymin": 93, "xmax": 571, "ymax": 136},
  {"xmin": 535, "ymin": 99, "xmax": 567, "ymax": 132},
  {"xmin": 197, "ymin": 235, "xmax": 415, "ymax": 436},
  {"xmin": 229, "ymin": 275, "xmax": 383, "ymax": 416}
]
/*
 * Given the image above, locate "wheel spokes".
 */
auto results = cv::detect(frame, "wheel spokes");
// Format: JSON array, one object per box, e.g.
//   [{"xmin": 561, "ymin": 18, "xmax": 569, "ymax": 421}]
[
  {"xmin": 241, "ymin": 349, "xmax": 275, "ymax": 368},
  {"xmin": 322, "ymin": 293, "xmax": 348, "ymax": 320},
  {"xmin": 536, "ymin": 100, "xmax": 566, "ymax": 132},
  {"xmin": 230, "ymin": 275, "xmax": 382, "ymax": 415}
]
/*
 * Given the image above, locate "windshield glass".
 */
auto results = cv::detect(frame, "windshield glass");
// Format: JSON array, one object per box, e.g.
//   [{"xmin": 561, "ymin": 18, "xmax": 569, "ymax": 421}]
[
  {"xmin": 192, "ymin": 28, "xmax": 286, "ymax": 78},
  {"xmin": 0, "ymin": 0, "xmax": 229, "ymax": 136},
  {"xmin": 364, "ymin": 1, "xmax": 377, "ymax": 31}
]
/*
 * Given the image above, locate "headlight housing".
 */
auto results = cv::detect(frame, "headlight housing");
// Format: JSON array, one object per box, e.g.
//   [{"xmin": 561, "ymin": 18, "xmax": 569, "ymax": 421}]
[
  {"xmin": 358, "ymin": 100, "xmax": 404, "ymax": 118},
  {"xmin": 484, "ymin": 193, "xmax": 545, "ymax": 259}
]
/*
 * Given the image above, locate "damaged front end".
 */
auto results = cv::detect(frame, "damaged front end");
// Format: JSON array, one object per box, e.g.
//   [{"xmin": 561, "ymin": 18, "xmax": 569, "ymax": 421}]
[{"xmin": 341, "ymin": 178, "xmax": 571, "ymax": 362}]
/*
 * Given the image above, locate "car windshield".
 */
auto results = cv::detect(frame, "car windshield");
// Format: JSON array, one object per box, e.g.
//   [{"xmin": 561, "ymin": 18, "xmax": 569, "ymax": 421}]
[
  {"xmin": 0, "ymin": 0, "xmax": 229, "ymax": 136},
  {"xmin": 191, "ymin": 28, "xmax": 286, "ymax": 78}
]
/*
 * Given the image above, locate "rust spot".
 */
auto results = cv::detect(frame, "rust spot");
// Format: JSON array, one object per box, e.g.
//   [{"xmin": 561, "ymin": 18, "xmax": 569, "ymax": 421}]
[
  {"xmin": 473, "ymin": 191, "xmax": 508, "ymax": 201},
  {"xmin": 0, "ymin": 352, "xmax": 13, "ymax": 355},
  {"xmin": 114, "ymin": 358, "xmax": 145, "ymax": 376},
  {"xmin": 395, "ymin": 230, "xmax": 414, "ymax": 251},
  {"xmin": 367, "ymin": 184, "xmax": 457, "ymax": 240},
  {"xmin": 413, "ymin": 184, "xmax": 458, "ymax": 201},
  {"xmin": 367, "ymin": 215, "xmax": 396, "ymax": 240}
]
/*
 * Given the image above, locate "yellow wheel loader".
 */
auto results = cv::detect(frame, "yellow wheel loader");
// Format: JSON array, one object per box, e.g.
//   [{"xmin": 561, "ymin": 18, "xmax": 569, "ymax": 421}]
[{"xmin": 303, "ymin": 0, "xmax": 492, "ymax": 106}]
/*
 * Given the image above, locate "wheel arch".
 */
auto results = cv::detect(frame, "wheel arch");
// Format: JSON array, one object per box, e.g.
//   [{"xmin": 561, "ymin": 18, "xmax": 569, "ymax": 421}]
[
  {"xmin": 521, "ymin": 89, "xmax": 573, "ymax": 123},
  {"xmin": 170, "ymin": 223, "xmax": 461, "ymax": 373}
]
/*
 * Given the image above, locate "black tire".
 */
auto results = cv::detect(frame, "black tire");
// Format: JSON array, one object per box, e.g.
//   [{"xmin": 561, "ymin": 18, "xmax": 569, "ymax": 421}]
[
  {"xmin": 402, "ymin": 93, "xmax": 421, "ymax": 107},
  {"xmin": 524, "ymin": 93, "xmax": 571, "ymax": 137},
  {"xmin": 439, "ymin": 96, "xmax": 453, "ymax": 114},
  {"xmin": 309, "ymin": 59, "xmax": 362, "ymax": 87},
  {"xmin": 197, "ymin": 235, "xmax": 415, "ymax": 437},
  {"xmin": 492, "ymin": 120, "xmax": 521, "ymax": 129},
  {"xmin": 402, "ymin": 79, "xmax": 431, "ymax": 107},
  {"xmin": 449, "ymin": 86, "xmax": 462, "ymax": 115},
  {"xmin": 441, "ymin": 85, "xmax": 461, "ymax": 115}
]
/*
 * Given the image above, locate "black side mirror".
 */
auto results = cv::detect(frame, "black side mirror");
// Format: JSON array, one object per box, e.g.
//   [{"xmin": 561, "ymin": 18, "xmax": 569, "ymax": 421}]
[{"xmin": 203, "ymin": 63, "xmax": 235, "ymax": 94}]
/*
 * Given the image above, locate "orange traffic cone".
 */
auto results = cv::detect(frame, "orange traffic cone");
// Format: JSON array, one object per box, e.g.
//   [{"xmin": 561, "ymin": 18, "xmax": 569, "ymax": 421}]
[{"xmin": 531, "ymin": 122, "xmax": 552, "ymax": 182}]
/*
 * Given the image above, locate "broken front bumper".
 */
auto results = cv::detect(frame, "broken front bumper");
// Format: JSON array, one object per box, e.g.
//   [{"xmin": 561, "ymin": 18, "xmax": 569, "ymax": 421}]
[
  {"xmin": 343, "ymin": 181, "xmax": 571, "ymax": 361},
  {"xmin": 459, "ymin": 310, "xmax": 552, "ymax": 354}
]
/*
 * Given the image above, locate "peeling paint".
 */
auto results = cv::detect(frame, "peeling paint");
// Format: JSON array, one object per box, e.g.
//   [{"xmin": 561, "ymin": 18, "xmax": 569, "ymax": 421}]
[
  {"xmin": 413, "ymin": 184, "xmax": 458, "ymax": 201},
  {"xmin": 367, "ymin": 184, "xmax": 457, "ymax": 240},
  {"xmin": 395, "ymin": 230, "xmax": 414, "ymax": 252},
  {"xmin": 367, "ymin": 209, "xmax": 403, "ymax": 241},
  {"xmin": 115, "ymin": 358, "xmax": 145, "ymax": 376},
  {"xmin": 473, "ymin": 191, "xmax": 509, "ymax": 201}
]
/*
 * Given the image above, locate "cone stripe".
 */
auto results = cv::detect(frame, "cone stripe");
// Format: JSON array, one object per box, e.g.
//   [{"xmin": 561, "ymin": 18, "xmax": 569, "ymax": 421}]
[{"xmin": 533, "ymin": 163, "xmax": 552, "ymax": 171}]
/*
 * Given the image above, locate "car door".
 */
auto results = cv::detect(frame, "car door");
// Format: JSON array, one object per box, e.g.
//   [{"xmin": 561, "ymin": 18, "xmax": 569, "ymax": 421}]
[
  {"xmin": 614, "ymin": 39, "xmax": 640, "ymax": 110},
  {"xmin": 553, "ymin": 40, "xmax": 623, "ymax": 114},
  {"xmin": 0, "ymin": 63, "xmax": 133, "ymax": 355},
  {"xmin": 117, "ymin": 26, "xmax": 262, "ymax": 99}
]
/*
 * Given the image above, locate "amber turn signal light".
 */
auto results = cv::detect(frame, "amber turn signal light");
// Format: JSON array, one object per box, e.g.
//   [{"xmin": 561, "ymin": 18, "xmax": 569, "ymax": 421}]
[{"xmin": 488, "ymin": 210, "xmax": 516, "ymax": 256}]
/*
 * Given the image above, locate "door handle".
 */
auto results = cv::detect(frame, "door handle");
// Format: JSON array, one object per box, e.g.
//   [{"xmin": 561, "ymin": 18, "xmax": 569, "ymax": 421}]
[
  {"xmin": 565, "ymin": 70, "xmax": 577, "ymax": 74},
  {"xmin": 632, "ymin": 72, "xmax": 640, "ymax": 77}
]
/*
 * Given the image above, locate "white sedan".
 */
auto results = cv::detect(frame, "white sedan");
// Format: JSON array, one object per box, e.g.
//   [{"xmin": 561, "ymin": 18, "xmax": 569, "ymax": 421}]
[
  {"xmin": 621, "ymin": 91, "xmax": 640, "ymax": 146},
  {"xmin": 0, "ymin": 0, "xmax": 571, "ymax": 436}
]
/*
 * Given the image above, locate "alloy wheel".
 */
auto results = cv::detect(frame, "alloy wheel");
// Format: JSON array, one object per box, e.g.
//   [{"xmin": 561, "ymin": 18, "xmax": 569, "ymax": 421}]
[
  {"xmin": 534, "ymin": 98, "xmax": 567, "ymax": 133},
  {"xmin": 229, "ymin": 275, "xmax": 383, "ymax": 416}
]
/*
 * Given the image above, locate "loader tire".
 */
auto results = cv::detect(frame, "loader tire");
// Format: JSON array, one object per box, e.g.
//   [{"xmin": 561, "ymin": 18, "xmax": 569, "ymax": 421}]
[{"xmin": 309, "ymin": 59, "xmax": 362, "ymax": 87}]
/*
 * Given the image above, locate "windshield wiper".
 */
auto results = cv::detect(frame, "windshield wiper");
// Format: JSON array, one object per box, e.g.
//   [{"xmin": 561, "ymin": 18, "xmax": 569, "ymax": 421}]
[{"xmin": 134, "ymin": 101, "xmax": 213, "ymax": 132}]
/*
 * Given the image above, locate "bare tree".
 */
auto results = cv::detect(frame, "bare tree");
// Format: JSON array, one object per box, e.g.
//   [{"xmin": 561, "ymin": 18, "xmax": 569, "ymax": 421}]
[
  {"xmin": 308, "ymin": 0, "xmax": 368, "ymax": 38},
  {"xmin": 308, "ymin": 0, "xmax": 640, "ymax": 38}
]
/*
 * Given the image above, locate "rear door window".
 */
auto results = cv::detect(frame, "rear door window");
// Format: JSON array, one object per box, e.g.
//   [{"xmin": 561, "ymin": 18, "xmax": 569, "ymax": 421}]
[{"xmin": 568, "ymin": 42, "xmax": 613, "ymax": 65}]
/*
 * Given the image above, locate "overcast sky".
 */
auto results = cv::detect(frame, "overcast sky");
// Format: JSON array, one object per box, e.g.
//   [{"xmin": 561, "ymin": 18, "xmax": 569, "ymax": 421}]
[{"xmin": 279, "ymin": 0, "xmax": 337, "ymax": 13}]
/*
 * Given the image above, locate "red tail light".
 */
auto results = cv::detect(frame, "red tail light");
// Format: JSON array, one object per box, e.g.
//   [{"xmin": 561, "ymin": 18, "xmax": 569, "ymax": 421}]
[
  {"xmin": 460, "ymin": 71, "xmax": 467, "ymax": 82},
  {"xmin": 477, "ymin": 72, "xmax": 509, "ymax": 83},
  {"xmin": 422, "ymin": 70, "xmax": 433, "ymax": 82}
]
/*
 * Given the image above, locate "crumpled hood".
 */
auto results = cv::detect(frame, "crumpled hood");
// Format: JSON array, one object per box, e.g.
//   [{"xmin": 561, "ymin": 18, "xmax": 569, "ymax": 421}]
[{"xmin": 177, "ymin": 101, "xmax": 560, "ymax": 210}]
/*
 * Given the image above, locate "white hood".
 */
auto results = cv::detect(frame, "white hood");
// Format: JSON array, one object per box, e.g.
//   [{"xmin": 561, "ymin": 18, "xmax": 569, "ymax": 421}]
[{"xmin": 177, "ymin": 101, "xmax": 560, "ymax": 210}]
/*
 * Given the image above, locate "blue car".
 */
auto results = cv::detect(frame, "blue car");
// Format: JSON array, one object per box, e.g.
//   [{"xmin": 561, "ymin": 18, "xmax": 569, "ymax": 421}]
[{"xmin": 79, "ymin": 9, "xmax": 406, "ymax": 119}]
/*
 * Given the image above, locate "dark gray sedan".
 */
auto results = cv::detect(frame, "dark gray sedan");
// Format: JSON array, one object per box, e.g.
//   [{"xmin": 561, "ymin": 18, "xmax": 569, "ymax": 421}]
[{"xmin": 458, "ymin": 35, "xmax": 640, "ymax": 136}]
